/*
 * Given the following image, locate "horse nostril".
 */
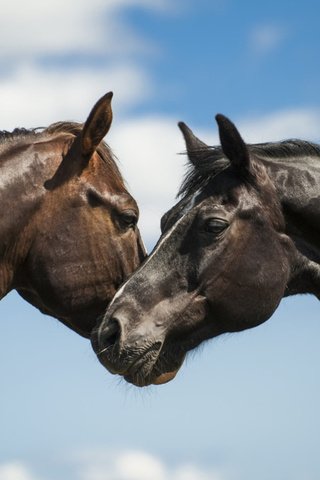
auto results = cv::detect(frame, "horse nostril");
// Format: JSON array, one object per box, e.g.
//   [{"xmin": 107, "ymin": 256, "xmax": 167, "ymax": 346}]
[{"xmin": 99, "ymin": 317, "xmax": 122, "ymax": 351}]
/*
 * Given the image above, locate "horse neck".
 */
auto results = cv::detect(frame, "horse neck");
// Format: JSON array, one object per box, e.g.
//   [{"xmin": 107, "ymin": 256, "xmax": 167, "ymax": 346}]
[
  {"xmin": 0, "ymin": 138, "xmax": 58, "ymax": 297},
  {"xmin": 261, "ymin": 154, "xmax": 320, "ymax": 298}
]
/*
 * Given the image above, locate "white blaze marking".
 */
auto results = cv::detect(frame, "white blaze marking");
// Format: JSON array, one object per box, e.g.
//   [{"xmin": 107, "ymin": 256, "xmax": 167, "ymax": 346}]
[{"xmin": 108, "ymin": 193, "xmax": 200, "ymax": 309}]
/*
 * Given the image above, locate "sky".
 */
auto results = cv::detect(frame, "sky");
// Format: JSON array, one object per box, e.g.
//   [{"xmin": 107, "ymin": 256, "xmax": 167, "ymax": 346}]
[{"xmin": 1, "ymin": 1, "xmax": 320, "ymax": 479}]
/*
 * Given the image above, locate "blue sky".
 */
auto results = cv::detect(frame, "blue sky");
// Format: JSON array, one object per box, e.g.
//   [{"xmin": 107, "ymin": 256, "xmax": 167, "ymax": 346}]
[{"xmin": 1, "ymin": 1, "xmax": 320, "ymax": 479}]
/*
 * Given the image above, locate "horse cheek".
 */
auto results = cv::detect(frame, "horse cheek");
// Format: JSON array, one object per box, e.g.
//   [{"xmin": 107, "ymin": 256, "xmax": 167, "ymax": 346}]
[
  {"xmin": 234, "ymin": 245, "xmax": 288, "ymax": 330},
  {"xmin": 205, "ymin": 240, "xmax": 289, "ymax": 333}
]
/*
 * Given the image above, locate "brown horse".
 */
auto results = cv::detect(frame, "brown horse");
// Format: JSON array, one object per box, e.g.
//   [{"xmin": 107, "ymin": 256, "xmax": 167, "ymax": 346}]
[
  {"xmin": 92, "ymin": 113, "xmax": 320, "ymax": 386},
  {"xmin": 0, "ymin": 92, "xmax": 145, "ymax": 337}
]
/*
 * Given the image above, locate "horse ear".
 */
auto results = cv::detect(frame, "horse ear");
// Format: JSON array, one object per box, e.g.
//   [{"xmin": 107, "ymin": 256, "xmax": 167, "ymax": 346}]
[
  {"xmin": 178, "ymin": 121, "xmax": 208, "ymax": 166},
  {"xmin": 215, "ymin": 114, "xmax": 251, "ymax": 175},
  {"xmin": 81, "ymin": 91, "xmax": 113, "ymax": 158}
]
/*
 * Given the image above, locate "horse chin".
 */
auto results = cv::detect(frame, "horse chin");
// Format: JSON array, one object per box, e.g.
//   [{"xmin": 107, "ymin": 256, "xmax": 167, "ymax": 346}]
[
  {"xmin": 123, "ymin": 351, "xmax": 186, "ymax": 388},
  {"xmin": 123, "ymin": 367, "xmax": 180, "ymax": 387},
  {"xmin": 152, "ymin": 369, "xmax": 180, "ymax": 385}
]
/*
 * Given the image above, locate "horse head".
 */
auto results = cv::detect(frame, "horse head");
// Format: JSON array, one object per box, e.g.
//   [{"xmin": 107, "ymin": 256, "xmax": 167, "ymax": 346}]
[
  {"xmin": 92, "ymin": 114, "xmax": 296, "ymax": 385},
  {"xmin": 2, "ymin": 93, "xmax": 145, "ymax": 337}
]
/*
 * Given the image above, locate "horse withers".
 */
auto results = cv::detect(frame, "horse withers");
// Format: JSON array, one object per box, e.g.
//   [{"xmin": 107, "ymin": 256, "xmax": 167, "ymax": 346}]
[
  {"xmin": 0, "ymin": 92, "xmax": 145, "ymax": 337},
  {"xmin": 92, "ymin": 113, "xmax": 320, "ymax": 386}
]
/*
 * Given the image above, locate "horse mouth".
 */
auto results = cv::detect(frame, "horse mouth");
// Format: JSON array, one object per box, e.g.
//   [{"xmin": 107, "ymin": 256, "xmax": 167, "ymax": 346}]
[
  {"xmin": 122, "ymin": 321, "xmax": 216, "ymax": 387},
  {"xmin": 122, "ymin": 344, "xmax": 186, "ymax": 387}
]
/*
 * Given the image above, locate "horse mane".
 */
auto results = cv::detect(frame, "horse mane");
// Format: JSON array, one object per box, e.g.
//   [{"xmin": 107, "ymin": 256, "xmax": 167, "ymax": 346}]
[
  {"xmin": 0, "ymin": 127, "xmax": 41, "ymax": 142},
  {"xmin": 178, "ymin": 139, "xmax": 320, "ymax": 198},
  {"xmin": 0, "ymin": 121, "xmax": 124, "ymax": 184}
]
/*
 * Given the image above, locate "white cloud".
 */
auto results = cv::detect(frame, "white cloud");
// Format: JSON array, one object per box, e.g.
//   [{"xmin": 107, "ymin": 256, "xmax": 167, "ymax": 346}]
[
  {"xmin": 0, "ymin": 62, "xmax": 152, "ymax": 130},
  {"xmin": 250, "ymin": 24, "xmax": 288, "ymax": 54},
  {"xmin": 109, "ymin": 116, "xmax": 187, "ymax": 243},
  {"xmin": 75, "ymin": 448, "xmax": 225, "ymax": 480},
  {"xmin": 239, "ymin": 109, "xmax": 320, "ymax": 143},
  {"xmin": 173, "ymin": 464, "xmax": 221, "ymax": 480},
  {"xmin": 79, "ymin": 450, "xmax": 166, "ymax": 480},
  {"xmin": 0, "ymin": 0, "xmax": 171, "ymax": 60},
  {"xmin": 0, "ymin": 451, "xmax": 226, "ymax": 480},
  {"xmin": 0, "ymin": 462, "xmax": 37, "ymax": 480},
  {"xmin": 0, "ymin": 0, "xmax": 176, "ymax": 129}
]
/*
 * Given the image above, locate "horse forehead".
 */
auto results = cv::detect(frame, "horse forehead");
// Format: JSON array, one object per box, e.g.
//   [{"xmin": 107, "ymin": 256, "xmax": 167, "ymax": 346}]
[
  {"xmin": 110, "ymin": 192, "xmax": 137, "ymax": 208},
  {"xmin": 180, "ymin": 189, "xmax": 203, "ymax": 215},
  {"xmin": 95, "ymin": 189, "xmax": 138, "ymax": 210},
  {"xmin": 178, "ymin": 185, "xmax": 243, "ymax": 217}
]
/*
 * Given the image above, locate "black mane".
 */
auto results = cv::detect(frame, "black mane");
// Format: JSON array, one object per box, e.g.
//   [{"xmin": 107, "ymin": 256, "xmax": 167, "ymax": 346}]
[{"xmin": 178, "ymin": 139, "xmax": 320, "ymax": 198}]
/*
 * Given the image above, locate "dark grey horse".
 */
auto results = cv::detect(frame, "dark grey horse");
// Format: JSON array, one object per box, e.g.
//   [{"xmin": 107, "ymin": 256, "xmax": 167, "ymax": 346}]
[{"xmin": 92, "ymin": 114, "xmax": 320, "ymax": 386}]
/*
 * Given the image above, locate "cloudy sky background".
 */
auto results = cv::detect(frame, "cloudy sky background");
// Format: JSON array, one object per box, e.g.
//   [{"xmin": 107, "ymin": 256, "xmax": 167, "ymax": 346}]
[{"xmin": 1, "ymin": 1, "xmax": 320, "ymax": 479}]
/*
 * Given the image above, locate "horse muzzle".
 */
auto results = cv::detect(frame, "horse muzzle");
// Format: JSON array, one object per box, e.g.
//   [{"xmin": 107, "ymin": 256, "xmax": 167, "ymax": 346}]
[{"xmin": 91, "ymin": 311, "xmax": 184, "ymax": 387}]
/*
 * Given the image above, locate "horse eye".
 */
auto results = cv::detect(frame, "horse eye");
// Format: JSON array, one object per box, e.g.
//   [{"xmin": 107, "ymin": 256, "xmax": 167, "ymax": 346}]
[
  {"xmin": 203, "ymin": 218, "xmax": 228, "ymax": 234},
  {"xmin": 120, "ymin": 210, "xmax": 138, "ymax": 229}
]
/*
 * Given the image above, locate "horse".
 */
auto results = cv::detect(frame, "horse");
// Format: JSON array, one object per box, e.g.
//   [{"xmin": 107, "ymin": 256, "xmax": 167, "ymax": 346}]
[
  {"xmin": 91, "ymin": 113, "xmax": 320, "ymax": 386},
  {"xmin": 0, "ymin": 92, "xmax": 145, "ymax": 338}
]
